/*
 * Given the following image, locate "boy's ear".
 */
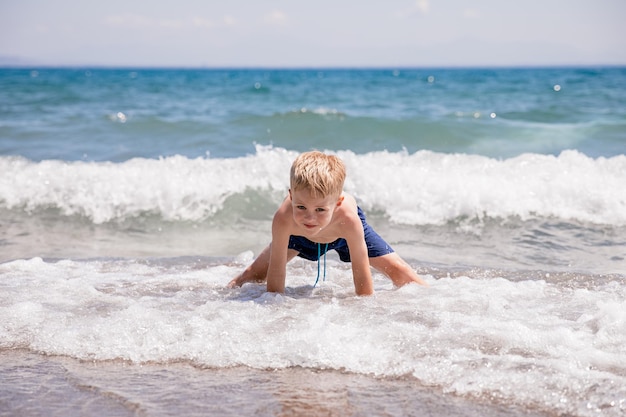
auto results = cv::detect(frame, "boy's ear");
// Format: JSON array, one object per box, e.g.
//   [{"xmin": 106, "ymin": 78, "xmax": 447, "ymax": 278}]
[
  {"xmin": 336, "ymin": 195, "xmax": 345, "ymax": 206},
  {"xmin": 288, "ymin": 189, "xmax": 292, "ymax": 200}
]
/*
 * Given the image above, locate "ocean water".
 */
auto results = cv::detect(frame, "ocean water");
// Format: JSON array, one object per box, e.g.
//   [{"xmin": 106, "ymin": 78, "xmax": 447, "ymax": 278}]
[{"xmin": 1, "ymin": 67, "xmax": 625, "ymax": 416}]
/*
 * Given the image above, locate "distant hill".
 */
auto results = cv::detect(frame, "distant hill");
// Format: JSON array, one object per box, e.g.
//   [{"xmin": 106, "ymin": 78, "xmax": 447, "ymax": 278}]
[{"xmin": 0, "ymin": 55, "xmax": 38, "ymax": 67}]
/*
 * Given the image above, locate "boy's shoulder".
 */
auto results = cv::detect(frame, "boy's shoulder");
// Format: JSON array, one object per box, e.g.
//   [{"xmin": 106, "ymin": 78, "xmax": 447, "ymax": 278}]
[
  {"xmin": 337, "ymin": 192, "xmax": 357, "ymax": 211},
  {"xmin": 333, "ymin": 194, "xmax": 362, "ymax": 226}
]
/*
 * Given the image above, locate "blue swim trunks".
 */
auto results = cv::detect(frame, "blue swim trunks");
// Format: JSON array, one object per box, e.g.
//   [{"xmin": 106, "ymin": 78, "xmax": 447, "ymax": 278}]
[{"xmin": 288, "ymin": 207, "xmax": 394, "ymax": 262}]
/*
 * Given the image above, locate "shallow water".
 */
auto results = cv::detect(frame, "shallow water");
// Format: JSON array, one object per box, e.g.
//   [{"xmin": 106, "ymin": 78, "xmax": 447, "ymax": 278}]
[
  {"xmin": 1, "ymin": 67, "xmax": 625, "ymax": 416},
  {"xmin": 1, "ymin": 256, "xmax": 624, "ymax": 416}
]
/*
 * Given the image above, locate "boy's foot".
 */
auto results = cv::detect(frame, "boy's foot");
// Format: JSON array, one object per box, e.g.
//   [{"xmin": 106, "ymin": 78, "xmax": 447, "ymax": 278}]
[
  {"xmin": 227, "ymin": 274, "xmax": 265, "ymax": 288},
  {"xmin": 227, "ymin": 275, "xmax": 244, "ymax": 288}
]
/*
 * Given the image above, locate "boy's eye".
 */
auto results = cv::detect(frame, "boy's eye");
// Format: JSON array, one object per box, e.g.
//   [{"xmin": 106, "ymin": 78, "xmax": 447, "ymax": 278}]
[
  {"xmin": 297, "ymin": 205, "xmax": 306, "ymax": 210},
  {"xmin": 315, "ymin": 208, "xmax": 326, "ymax": 212}
]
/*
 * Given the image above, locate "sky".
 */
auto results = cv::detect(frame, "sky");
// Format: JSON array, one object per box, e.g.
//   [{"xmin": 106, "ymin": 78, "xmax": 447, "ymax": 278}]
[{"xmin": 1, "ymin": 0, "xmax": 625, "ymax": 68}]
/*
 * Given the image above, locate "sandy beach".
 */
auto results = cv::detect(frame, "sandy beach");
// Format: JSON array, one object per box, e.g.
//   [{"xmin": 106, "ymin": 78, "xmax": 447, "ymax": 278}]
[{"xmin": 1, "ymin": 349, "xmax": 553, "ymax": 417}]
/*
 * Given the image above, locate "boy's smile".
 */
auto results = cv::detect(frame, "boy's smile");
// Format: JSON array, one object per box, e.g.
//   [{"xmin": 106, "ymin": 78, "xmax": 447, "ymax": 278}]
[{"xmin": 289, "ymin": 188, "xmax": 343, "ymax": 237}]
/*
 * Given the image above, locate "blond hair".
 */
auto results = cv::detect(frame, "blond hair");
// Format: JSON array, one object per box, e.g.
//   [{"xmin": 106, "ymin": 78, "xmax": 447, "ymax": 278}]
[{"xmin": 290, "ymin": 151, "xmax": 346, "ymax": 198}]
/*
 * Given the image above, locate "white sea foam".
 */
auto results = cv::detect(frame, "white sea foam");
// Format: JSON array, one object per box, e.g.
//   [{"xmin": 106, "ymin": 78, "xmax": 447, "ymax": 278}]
[
  {"xmin": 341, "ymin": 149, "xmax": 626, "ymax": 226},
  {"xmin": 0, "ymin": 257, "xmax": 624, "ymax": 416},
  {"xmin": 1, "ymin": 146, "xmax": 625, "ymax": 226}
]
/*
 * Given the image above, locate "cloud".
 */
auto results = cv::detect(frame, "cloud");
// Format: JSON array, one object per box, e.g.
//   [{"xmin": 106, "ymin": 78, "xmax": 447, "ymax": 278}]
[
  {"xmin": 264, "ymin": 10, "xmax": 288, "ymax": 25},
  {"xmin": 222, "ymin": 15, "xmax": 237, "ymax": 26},
  {"xmin": 105, "ymin": 13, "xmax": 238, "ymax": 31},
  {"xmin": 416, "ymin": 0, "xmax": 430, "ymax": 14},
  {"xmin": 192, "ymin": 17, "xmax": 214, "ymax": 29},
  {"xmin": 463, "ymin": 9, "xmax": 481, "ymax": 19},
  {"xmin": 104, "ymin": 14, "xmax": 182, "ymax": 29},
  {"xmin": 396, "ymin": 0, "xmax": 430, "ymax": 18}
]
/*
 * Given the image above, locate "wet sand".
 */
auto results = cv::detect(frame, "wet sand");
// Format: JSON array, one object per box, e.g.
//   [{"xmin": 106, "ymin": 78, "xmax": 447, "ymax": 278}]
[{"xmin": 0, "ymin": 349, "xmax": 551, "ymax": 417}]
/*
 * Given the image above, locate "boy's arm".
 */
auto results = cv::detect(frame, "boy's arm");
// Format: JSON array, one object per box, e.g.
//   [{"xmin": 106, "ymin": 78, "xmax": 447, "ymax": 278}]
[
  {"xmin": 266, "ymin": 202, "xmax": 292, "ymax": 294},
  {"xmin": 344, "ymin": 216, "xmax": 374, "ymax": 296}
]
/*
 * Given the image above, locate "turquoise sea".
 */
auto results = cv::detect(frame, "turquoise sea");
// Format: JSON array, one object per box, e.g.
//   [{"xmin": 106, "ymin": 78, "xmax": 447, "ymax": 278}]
[{"xmin": 1, "ymin": 67, "xmax": 625, "ymax": 416}]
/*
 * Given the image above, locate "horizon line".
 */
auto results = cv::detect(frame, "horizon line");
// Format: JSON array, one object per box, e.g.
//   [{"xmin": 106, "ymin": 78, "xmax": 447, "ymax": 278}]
[{"xmin": 2, "ymin": 63, "xmax": 626, "ymax": 71}]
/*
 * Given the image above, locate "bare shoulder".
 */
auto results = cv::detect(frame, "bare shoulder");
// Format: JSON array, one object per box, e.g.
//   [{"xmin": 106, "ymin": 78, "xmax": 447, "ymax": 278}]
[
  {"xmin": 274, "ymin": 196, "xmax": 291, "ymax": 216},
  {"xmin": 337, "ymin": 193, "xmax": 359, "ymax": 217},
  {"xmin": 272, "ymin": 196, "xmax": 295, "ymax": 229},
  {"xmin": 340, "ymin": 192, "xmax": 358, "ymax": 209},
  {"xmin": 333, "ymin": 194, "xmax": 363, "ymax": 237}
]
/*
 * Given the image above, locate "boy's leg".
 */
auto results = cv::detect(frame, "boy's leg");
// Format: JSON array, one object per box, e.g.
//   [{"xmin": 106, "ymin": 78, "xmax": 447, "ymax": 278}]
[
  {"xmin": 228, "ymin": 244, "xmax": 299, "ymax": 288},
  {"xmin": 368, "ymin": 253, "xmax": 428, "ymax": 287},
  {"xmin": 227, "ymin": 245, "xmax": 271, "ymax": 288}
]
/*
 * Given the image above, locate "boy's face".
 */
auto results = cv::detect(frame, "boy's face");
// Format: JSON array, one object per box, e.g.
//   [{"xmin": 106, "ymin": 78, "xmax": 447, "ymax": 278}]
[{"xmin": 289, "ymin": 188, "xmax": 343, "ymax": 237}]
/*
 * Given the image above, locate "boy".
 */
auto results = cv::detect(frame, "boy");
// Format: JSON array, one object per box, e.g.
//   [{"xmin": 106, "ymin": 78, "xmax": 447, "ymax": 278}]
[{"xmin": 228, "ymin": 151, "xmax": 427, "ymax": 295}]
